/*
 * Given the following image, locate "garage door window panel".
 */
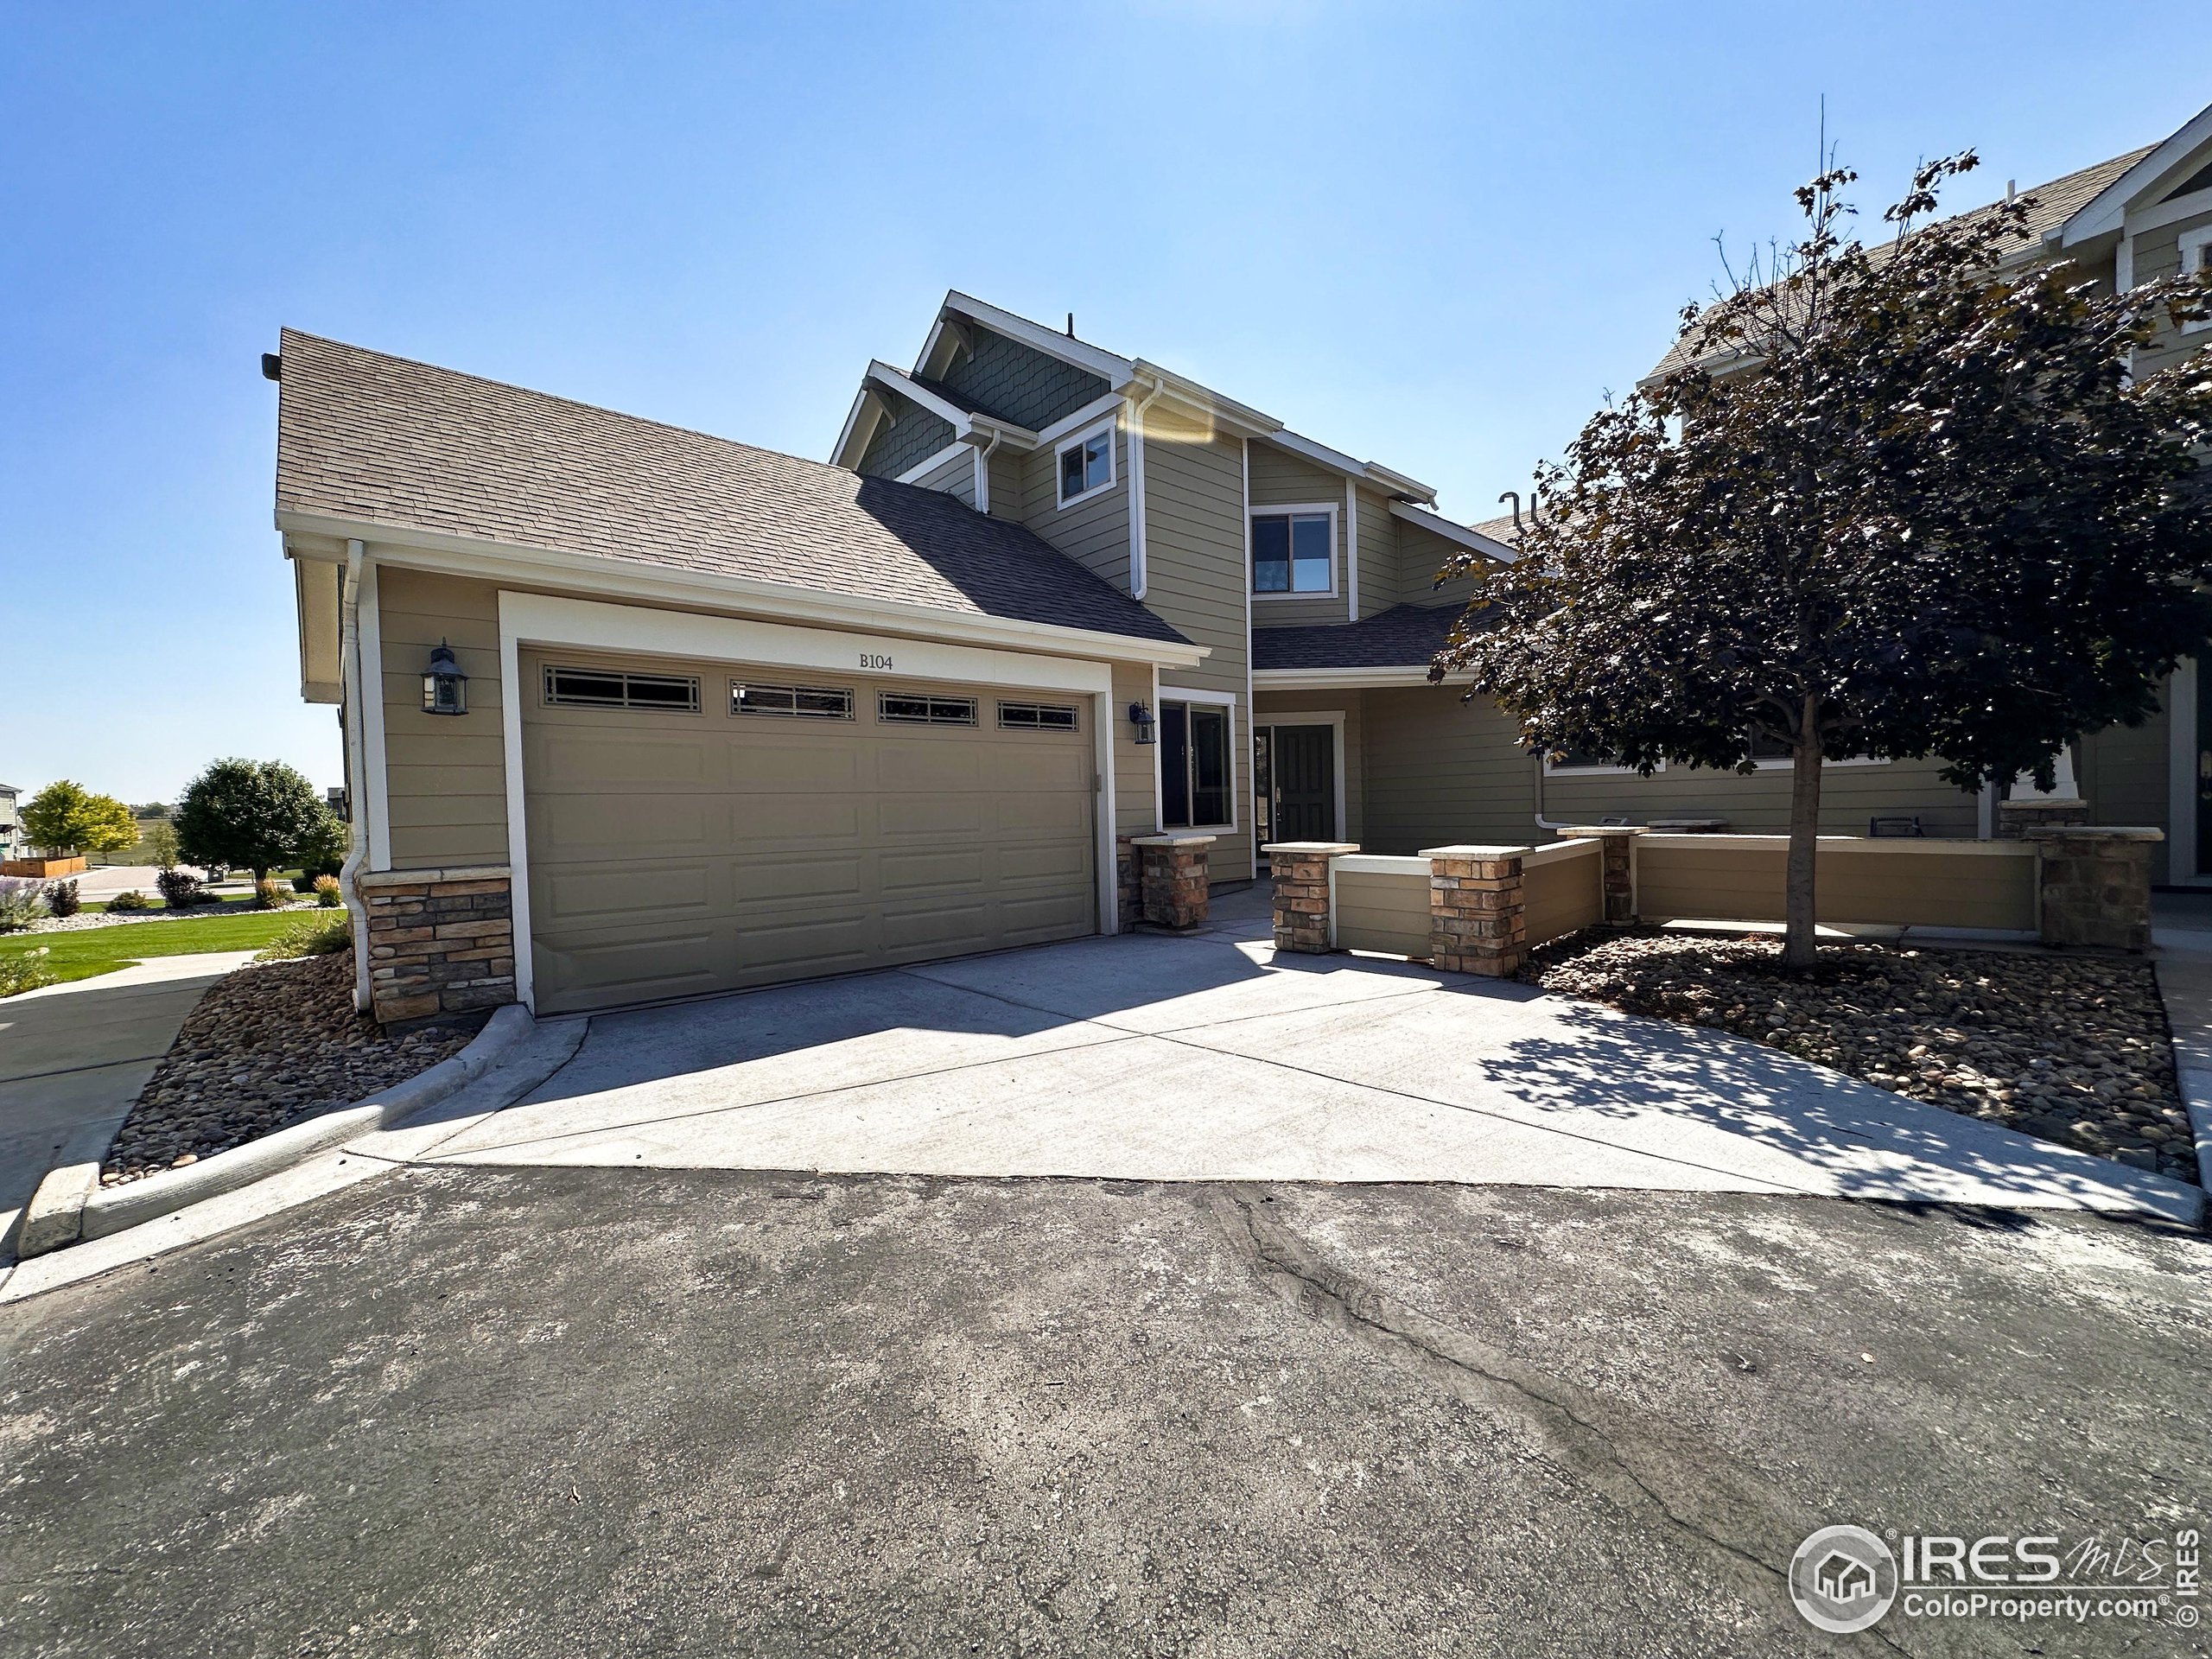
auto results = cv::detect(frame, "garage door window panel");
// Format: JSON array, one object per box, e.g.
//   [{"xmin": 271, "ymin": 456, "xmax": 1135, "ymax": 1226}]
[
  {"xmin": 543, "ymin": 665, "xmax": 701, "ymax": 713},
  {"xmin": 879, "ymin": 692, "xmax": 979, "ymax": 726},
  {"xmin": 734, "ymin": 682, "xmax": 855, "ymax": 718}
]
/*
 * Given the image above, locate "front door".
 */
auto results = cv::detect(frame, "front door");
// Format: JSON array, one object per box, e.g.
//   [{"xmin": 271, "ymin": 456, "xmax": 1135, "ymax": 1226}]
[{"xmin": 1271, "ymin": 725, "xmax": 1336, "ymax": 842}]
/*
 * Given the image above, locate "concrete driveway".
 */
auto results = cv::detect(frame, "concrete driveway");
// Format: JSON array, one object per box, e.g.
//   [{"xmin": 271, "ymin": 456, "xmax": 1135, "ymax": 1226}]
[{"xmin": 411, "ymin": 896, "xmax": 2202, "ymax": 1225}]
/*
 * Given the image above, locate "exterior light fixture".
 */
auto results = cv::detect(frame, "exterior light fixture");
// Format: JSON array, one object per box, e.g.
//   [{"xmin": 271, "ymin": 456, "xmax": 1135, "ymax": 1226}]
[
  {"xmin": 422, "ymin": 639, "xmax": 469, "ymax": 716},
  {"xmin": 1128, "ymin": 700, "xmax": 1156, "ymax": 745}
]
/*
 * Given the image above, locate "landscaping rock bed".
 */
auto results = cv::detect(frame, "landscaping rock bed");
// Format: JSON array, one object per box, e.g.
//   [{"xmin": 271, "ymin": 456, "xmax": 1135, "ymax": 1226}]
[
  {"xmin": 21, "ymin": 899, "xmax": 315, "ymax": 934},
  {"xmin": 103, "ymin": 952, "xmax": 480, "ymax": 1186},
  {"xmin": 1521, "ymin": 931, "xmax": 2197, "ymax": 1185}
]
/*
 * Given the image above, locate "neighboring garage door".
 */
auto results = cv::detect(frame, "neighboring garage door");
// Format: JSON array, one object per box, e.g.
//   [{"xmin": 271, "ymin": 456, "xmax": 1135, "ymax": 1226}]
[{"xmin": 520, "ymin": 648, "xmax": 1097, "ymax": 1014}]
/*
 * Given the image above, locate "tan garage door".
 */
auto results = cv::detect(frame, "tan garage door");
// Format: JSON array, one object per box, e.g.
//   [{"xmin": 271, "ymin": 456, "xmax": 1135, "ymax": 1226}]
[{"xmin": 521, "ymin": 649, "xmax": 1097, "ymax": 1014}]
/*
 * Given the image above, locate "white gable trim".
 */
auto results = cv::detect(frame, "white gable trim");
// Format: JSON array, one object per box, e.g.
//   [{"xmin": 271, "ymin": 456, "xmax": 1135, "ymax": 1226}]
[
  {"xmin": 2060, "ymin": 101, "xmax": 2212, "ymax": 246},
  {"xmin": 939, "ymin": 290, "xmax": 1136, "ymax": 384},
  {"xmin": 1389, "ymin": 499, "xmax": 1521, "ymax": 563}
]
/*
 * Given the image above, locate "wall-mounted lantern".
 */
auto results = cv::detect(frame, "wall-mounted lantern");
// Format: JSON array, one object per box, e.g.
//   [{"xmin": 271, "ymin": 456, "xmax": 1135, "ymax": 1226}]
[
  {"xmin": 1128, "ymin": 700, "xmax": 1156, "ymax": 746},
  {"xmin": 422, "ymin": 639, "xmax": 469, "ymax": 716}
]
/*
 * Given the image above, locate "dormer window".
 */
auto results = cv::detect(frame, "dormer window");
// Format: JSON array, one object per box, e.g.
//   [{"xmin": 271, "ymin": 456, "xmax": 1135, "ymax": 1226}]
[
  {"xmin": 1250, "ymin": 507, "xmax": 1336, "ymax": 595},
  {"xmin": 1057, "ymin": 419, "xmax": 1116, "ymax": 506}
]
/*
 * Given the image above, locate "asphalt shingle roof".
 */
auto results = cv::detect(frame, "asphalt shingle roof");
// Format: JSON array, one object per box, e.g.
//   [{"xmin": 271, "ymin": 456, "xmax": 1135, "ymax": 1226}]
[
  {"xmin": 1643, "ymin": 146, "xmax": 2156, "ymax": 380},
  {"xmin": 1252, "ymin": 604, "xmax": 1471, "ymax": 671},
  {"xmin": 275, "ymin": 331, "xmax": 1189, "ymax": 647}
]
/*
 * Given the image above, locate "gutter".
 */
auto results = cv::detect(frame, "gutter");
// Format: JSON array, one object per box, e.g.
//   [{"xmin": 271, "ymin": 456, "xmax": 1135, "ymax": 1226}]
[
  {"xmin": 1125, "ymin": 372, "xmax": 1166, "ymax": 601},
  {"xmin": 275, "ymin": 509, "xmax": 1211, "ymax": 671}
]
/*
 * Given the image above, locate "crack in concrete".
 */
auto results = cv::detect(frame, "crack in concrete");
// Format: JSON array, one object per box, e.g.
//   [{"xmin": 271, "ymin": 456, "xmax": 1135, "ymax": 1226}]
[{"xmin": 1207, "ymin": 1186, "xmax": 1916, "ymax": 1657}]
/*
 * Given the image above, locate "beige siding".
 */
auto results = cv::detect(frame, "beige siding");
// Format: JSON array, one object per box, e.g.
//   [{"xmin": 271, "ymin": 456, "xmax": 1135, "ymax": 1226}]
[
  {"xmin": 1523, "ymin": 842, "xmax": 1604, "ymax": 944},
  {"xmin": 1636, "ymin": 837, "xmax": 2037, "ymax": 931},
  {"xmin": 1112, "ymin": 659, "xmax": 1157, "ymax": 837},
  {"xmin": 1021, "ymin": 416, "xmax": 1130, "ymax": 590},
  {"xmin": 985, "ymin": 448, "xmax": 1023, "ymax": 520},
  {"xmin": 1355, "ymin": 683, "xmax": 1978, "ymax": 852},
  {"xmin": 2078, "ymin": 693, "xmax": 2171, "ymax": 841},
  {"xmin": 912, "ymin": 446, "xmax": 976, "ymax": 507},
  {"xmin": 1255, "ymin": 690, "xmax": 1365, "ymax": 846},
  {"xmin": 1543, "ymin": 754, "xmax": 1980, "ymax": 836},
  {"xmin": 1143, "ymin": 404, "xmax": 1254, "ymax": 881},
  {"xmin": 375, "ymin": 567, "xmax": 509, "ymax": 869},
  {"xmin": 1352, "ymin": 486, "xmax": 1397, "ymax": 619},
  {"xmin": 1396, "ymin": 518, "xmax": 1482, "ymax": 610},
  {"xmin": 2132, "ymin": 206, "xmax": 2212, "ymax": 380},
  {"xmin": 1361, "ymin": 684, "xmax": 1539, "ymax": 851},
  {"xmin": 1332, "ymin": 862, "xmax": 1431, "ymax": 956},
  {"xmin": 1247, "ymin": 438, "xmax": 1349, "ymax": 628}
]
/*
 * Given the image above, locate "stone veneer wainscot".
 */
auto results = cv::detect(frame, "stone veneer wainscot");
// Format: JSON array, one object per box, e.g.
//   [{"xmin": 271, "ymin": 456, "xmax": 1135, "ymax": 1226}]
[{"xmin": 357, "ymin": 864, "xmax": 518, "ymax": 1024}]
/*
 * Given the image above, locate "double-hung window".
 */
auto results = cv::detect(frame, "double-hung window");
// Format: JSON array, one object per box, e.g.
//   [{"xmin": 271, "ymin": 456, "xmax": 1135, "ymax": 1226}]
[
  {"xmin": 1160, "ymin": 699, "xmax": 1233, "ymax": 828},
  {"xmin": 1057, "ymin": 420, "xmax": 1116, "ymax": 506},
  {"xmin": 1251, "ymin": 509, "xmax": 1334, "ymax": 594}
]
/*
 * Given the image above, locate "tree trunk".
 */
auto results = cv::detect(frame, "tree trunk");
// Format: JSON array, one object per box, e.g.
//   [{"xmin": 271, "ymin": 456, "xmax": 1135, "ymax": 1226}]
[{"xmin": 1783, "ymin": 715, "xmax": 1824, "ymax": 969}]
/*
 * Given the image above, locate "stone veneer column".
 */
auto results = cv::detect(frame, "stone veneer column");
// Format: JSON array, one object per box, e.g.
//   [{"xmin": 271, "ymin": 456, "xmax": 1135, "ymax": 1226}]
[
  {"xmin": 357, "ymin": 864, "xmax": 518, "ymax": 1024},
  {"xmin": 1114, "ymin": 836, "xmax": 1142, "ymax": 931},
  {"xmin": 1554, "ymin": 825, "xmax": 1644, "ymax": 925},
  {"xmin": 1130, "ymin": 834, "xmax": 1216, "ymax": 931},
  {"xmin": 2024, "ymin": 826, "xmax": 2162, "ymax": 952},
  {"xmin": 1262, "ymin": 842, "xmax": 1359, "ymax": 954},
  {"xmin": 1422, "ymin": 844, "xmax": 1528, "ymax": 976},
  {"xmin": 1999, "ymin": 797, "xmax": 2093, "ymax": 838}
]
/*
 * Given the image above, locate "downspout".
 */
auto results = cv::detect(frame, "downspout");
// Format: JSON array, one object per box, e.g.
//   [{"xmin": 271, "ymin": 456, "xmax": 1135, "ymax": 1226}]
[
  {"xmin": 1125, "ymin": 374, "xmax": 1166, "ymax": 601},
  {"xmin": 1531, "ymin": 749, "xmax": 1577, "ymax": 832},
  {"xmin": 974, "ymin": 427, "xmax": 1003, "ymax": 516},
  {"xmin": 339, "ymin": 539, "xmax": 373, "ymax": 1012}
]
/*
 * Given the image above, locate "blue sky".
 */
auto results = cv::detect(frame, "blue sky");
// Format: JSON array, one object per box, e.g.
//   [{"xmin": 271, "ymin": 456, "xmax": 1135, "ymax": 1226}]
[{"xmin": 3, "ymin": 1, "xmax": 2207, "ymax": 803}]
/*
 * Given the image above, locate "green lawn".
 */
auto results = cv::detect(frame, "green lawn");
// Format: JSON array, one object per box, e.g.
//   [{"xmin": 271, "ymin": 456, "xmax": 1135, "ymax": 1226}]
[{"xmin": 0, "ymin": 910, "xmax": 317, "ymax": 987}]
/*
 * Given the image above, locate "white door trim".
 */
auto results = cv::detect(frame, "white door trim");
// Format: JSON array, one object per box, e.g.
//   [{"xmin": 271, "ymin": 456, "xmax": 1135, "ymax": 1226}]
[
  {"xmin": 497, "ymin": 591, "xmax": 1119, "ymax": 1011},
  {"xmin": 357, "ymin": 560, "xmax": 392, "ymax": 871},
  {"xmin": 1255, "ymin": 709, "xmax": 1348, "ymax": 846},
  {"xmin": 2170, "ymin": 659, "xmax": 2201, "ymax": 886}
]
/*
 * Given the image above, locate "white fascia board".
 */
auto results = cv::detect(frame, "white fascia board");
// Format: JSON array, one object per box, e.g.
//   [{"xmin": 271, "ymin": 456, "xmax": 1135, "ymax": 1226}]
[
  {"xmin": 865, "ymin": 361, "xmax": 1041, "ymax": 452},
  {"xmin": 1253, "ymin": 665, "xmax": 1453, "ymax": 690},
  {"xmin": 1033, "ymin": 391, "xmax": 1128, "ymax": 448},
  {"xmin": 865, "ymin": 361, "xmax": 970, "ymax": 429},
  {"xmin": 831, "ymin": 385, "xmax": 884, "ymax": 468},
  {"xmin": 893, "ymin": 440, "xmax": 975, "ymax": 485},
  {"xmin": 275, "ymin": 508, "xmax": 1212, "ymax": 670},
  {"xmin": 941, "ymin": 290, "xmax": 1136, "ymax": 385},
  {"xmin": 1128, "ymin": 359, "xmax": 1281, "ymax": 436},
  {"xmin": 2062, "ymin": 103, "xmax": 2212, "ymax": 246},
  {"xmin": 1389, "ymin": 499, "xmax": 1521, "ymax": 563},
  {"xmin": 1263, "ymin": 428, "xmax": 1438, "ymax": 503}
]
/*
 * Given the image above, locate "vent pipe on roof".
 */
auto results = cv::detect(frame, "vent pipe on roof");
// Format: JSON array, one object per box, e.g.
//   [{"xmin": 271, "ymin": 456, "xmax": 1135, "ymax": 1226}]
[
  {"xmin": 1066, "ymin": 313, "xmax": 1075, "ymax": 338},
  {"xmin": 1499, "ymin": 490, "xmax": 1522, "ymax": 534},
  {"xmin": 2006, "ymin": 179, "xmax": 2017, "ymax": 203}
]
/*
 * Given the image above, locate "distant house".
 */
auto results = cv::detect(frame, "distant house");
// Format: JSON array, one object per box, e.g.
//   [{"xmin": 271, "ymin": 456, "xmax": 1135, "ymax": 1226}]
[{"xmin": 0, "ymin": 784, "xmax": 18, "ymax": 861}]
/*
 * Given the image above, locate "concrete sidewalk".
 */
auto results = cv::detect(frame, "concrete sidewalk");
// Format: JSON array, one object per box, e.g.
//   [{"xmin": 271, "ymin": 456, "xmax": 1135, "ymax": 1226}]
[
  {"xmin": 2152, "ymin": 890, "xmax": 2212, "ymax": 1188},
  {"xmin": 420, "ymin": 912, "xmax": 2202, "ymax": 1226},
  {"xmin": 0, "ymin": 952, "xmax": 256, "ymax": 1262}
]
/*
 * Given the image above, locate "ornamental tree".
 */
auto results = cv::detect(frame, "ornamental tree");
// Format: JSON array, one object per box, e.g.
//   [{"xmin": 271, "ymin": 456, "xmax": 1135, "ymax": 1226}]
[
  {"xmin": 1434, "ymin": 153, "xmax": 2212, "ymax": 967},
  {"xmin": 175, "ymin": 759, "xmax": 327, "ymax": 881},
  {"xmin": 19, "ymin": 780, "xmax": 139, "ymax": 858}
]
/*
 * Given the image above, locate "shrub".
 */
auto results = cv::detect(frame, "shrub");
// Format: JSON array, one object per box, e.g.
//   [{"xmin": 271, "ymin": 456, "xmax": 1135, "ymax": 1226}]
[
  {"xmin": 156, "ymin": 868, "xmax": 207, "ymax": 909},
  {"xmin": 256, "ymin": 913, "xmax": 353, "ymax": 961},
  {"xmin": 313, "ymin": 874, "xmax": 344, "ymax": 908},
  {"xmin": 0, "ymin": 947, "xmax": 55, "ymax": 998},
  {"xmin": 46, "ymin": 880, "xmax": 81, "ymax": 919},
  {"xmin": 0, "ymin": 877, "xmax": 47, "ymax": 932},
  {"xmin": 251, "ymin": 876, "xmax": 290, "ymax": 910},
  {"xmin": 107, "ymin": 889, "xmax": 153, "ymax": 912}
]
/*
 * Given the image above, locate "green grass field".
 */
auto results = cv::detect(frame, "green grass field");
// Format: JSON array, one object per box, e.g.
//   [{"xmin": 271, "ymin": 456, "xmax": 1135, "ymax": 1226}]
[{"xmin": 0, "ymin": 910, "xmax": 315, "ymax": 987}]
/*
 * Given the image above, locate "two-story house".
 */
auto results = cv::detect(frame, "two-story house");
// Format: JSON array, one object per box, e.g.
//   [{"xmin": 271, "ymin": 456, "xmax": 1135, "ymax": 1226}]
[{"xmin": 276, "ymin": 105, "xmax": 2210, "ymax": 1024}]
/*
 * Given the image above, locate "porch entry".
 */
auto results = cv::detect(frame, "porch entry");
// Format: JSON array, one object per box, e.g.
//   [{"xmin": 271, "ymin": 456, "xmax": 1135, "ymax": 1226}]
[{"xmin": 1255, "ymin": 723, "xmax": 1337, "ymax": 846}]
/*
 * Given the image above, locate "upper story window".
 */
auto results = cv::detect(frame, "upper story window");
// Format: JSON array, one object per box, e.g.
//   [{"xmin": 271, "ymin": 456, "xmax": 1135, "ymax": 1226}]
[
  {"xmin": 1057, "ymin": 419, "xmax": 1116, "ymax": 507},
  {"xmin": 1251, "ymin": 508, "xmax": 1335, "ymax": 595},
  {"xmin": 2182, "ymin": 225, "xmax": 2212, "ymax": 334}
]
